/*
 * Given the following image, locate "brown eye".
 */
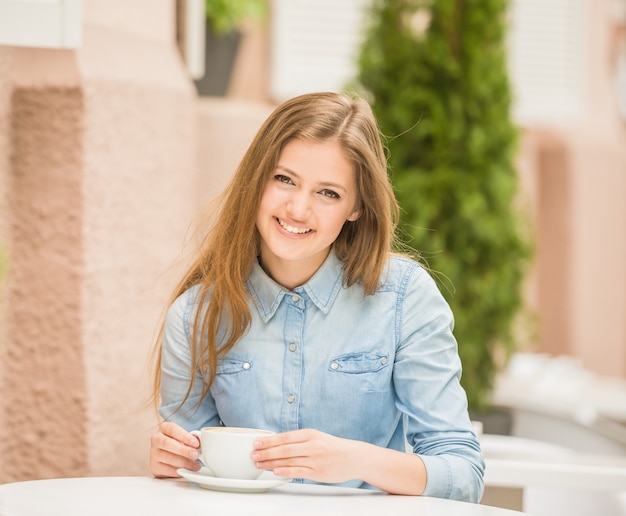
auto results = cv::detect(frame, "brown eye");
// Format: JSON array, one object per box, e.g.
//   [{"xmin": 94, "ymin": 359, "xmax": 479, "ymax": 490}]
[
  {"xmin": 274, "ymin": 174, "xmax": 294, "ymax": 185},
  {"xmin": 320, "ymin": 189, "xmax": 340, "ymax": 199}
]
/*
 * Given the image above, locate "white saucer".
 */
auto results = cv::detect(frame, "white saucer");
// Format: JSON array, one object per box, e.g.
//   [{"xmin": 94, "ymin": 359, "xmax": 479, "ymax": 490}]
[{"xmin": 177, "ymin": 467, "xmax": 291, "ymax": 493}]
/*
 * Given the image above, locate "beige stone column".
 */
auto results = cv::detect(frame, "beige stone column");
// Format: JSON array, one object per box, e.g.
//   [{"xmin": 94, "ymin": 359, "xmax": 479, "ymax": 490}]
[
  {"xmin": 0, "ymin": 0, "xmax": 198, "ymax": 481},
  {"xmin": 3, "ymin": 50, "xmax": 87, "ymax": 480}
]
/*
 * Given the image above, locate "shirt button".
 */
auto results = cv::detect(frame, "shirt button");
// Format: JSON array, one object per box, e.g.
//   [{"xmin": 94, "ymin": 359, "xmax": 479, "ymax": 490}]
[
  {"xmin": 291, "ymin": 295, "xmax": 299, "ymax": 303},
  {"xmin": 381, "ymin": 357, "xmax": 388, "ymax": 365},
  {"xmin": 242, "ymin": 362, "xmax": 251, "ymax": 370},
  {"xmin": 287, "ymin": 394, "xmax": 295, "ymax": 403},
  {"xmin": 330, "ymin": 362, "xmax": 339, "ymax": 370},
  {"xmin": 289, "ymin": 343, "xmax": 297, "ymax": 352}
]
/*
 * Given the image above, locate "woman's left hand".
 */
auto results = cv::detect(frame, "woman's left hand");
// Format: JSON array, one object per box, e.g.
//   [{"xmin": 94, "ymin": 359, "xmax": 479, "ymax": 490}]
[{"xmin": 250, "ymin": 428, "xmax": 360, "ymax": 484}]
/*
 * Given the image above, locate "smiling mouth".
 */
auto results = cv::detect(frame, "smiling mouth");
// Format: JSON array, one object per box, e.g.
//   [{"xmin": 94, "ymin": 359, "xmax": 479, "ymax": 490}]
[{"xmin": 276, "ymin": 217, "xmax": 313, "ymax": 234}]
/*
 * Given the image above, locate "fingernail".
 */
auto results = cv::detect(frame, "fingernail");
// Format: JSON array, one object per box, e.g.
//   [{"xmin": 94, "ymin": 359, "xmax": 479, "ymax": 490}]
[
  {"xmin": 251, "ymin": 453, "xmax": 260, "ymax": 461},
  {"xmin": 189, "ymin": 450, "xmax": 199, "ymax": 459}
]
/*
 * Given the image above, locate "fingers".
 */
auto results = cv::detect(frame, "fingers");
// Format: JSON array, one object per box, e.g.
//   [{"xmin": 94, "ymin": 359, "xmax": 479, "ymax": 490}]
[
  {"xmin": 251, "ymin": 429, "xmax": 316, "ymax": 472},
  {"xmin": 252, "ymin": 448, "xmax": 310, "ymax": 480},
  {"xmin": 160, "ymin": 421, "xmax": 200, "ymax": 448},
  {"xmin": 252, "ymin": 446, "xmax": 307, "ymax": 469},
  {"xmin": 150, "ymin": 450, "xmax": 201, "ymax": 478},
  {"xmin": 251, "ymin": 429, "xmax": 356, "ymax": 484},
  {"xmin": 254, "ymin": 428, "xmax": 312, "ymax": 450},
  {"xmin": 149, "ymin": 422, "xmax": 201, "ymax": 478}
]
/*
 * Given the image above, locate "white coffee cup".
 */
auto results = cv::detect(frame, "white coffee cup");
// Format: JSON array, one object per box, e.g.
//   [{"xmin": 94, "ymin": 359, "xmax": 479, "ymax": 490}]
[{"xmin": 190, "ymin": 427, "xmax": 274, "ymax": 480}]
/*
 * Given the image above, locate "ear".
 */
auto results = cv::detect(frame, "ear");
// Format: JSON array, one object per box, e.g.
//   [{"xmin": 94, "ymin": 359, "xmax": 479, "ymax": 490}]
[{"xmin": 347, "ymin": 210, "xmax": 361, "ymax": 222}]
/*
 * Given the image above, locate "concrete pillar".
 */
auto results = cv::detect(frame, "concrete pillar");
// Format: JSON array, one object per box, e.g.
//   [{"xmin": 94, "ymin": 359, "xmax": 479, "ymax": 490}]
[{"xmin": 0, "ymin": 0, "xmax": 197, "ymax": 481}]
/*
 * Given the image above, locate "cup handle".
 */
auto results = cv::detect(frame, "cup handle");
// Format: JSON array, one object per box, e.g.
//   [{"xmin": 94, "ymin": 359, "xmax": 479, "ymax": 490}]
[{"xmin": 190, "ymin": 430, "xmax": 206, "ymax": 467}]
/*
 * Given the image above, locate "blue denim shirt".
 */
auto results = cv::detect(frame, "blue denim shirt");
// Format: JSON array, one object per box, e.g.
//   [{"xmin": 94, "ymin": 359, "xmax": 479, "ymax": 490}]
[{"xmin": 159, "ymin": 251, "xmax": 485, "ymax": 502}]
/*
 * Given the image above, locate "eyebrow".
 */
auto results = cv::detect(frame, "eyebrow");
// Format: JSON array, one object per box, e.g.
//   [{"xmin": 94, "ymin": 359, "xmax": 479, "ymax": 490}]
[{"xmin": 276, "ymin": 165, "xmax": 348, "ymax": 193}]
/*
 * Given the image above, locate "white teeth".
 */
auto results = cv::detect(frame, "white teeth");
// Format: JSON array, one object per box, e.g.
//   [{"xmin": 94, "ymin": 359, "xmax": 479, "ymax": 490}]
[{"xmin": 277, "ymin": 218, "xmax": 312, "ymax": 234}]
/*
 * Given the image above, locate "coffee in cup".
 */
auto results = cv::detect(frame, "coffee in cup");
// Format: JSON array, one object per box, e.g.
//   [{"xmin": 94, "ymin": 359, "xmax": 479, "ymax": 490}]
[{"xmin": 190, "ymin": 427, "xmax": 273, "ymax": 480}]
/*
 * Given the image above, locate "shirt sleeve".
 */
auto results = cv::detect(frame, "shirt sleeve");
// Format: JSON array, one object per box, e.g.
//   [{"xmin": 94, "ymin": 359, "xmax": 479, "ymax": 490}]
[
  {"xmin": 159, "ymin": 287, "xmax": 220, "ymax": 431},
  {"xmin": 393, "ymin": 264, "xmax": 485, "ymax": 502}
]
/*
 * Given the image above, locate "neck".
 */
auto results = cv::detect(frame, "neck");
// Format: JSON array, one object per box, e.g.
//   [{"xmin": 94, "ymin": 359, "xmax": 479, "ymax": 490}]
[{"xmin": 258, "ymin": 250, "xmax": 329, "ymax": 290}]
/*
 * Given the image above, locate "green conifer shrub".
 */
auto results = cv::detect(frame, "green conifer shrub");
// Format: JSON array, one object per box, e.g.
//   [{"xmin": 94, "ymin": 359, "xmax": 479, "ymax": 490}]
[{"xmin": 356, "ymin": 0, "xmax": 532, "ymax": 411}]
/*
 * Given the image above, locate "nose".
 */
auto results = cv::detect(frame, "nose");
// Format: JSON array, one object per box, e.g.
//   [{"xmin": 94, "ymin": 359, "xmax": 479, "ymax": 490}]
[{"xmin": 286, "ymin": 190, "xmax": 311, "ymax": 220}]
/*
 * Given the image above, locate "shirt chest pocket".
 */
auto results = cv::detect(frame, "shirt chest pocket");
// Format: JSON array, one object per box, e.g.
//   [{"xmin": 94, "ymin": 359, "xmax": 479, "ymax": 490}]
[
  {"xmin": 327, "ymin": 352, "xmax": 391, "ymax": 394},
  {"xmin": 211, "ymin": 358, "xmax": 253, "ymax": 394}
]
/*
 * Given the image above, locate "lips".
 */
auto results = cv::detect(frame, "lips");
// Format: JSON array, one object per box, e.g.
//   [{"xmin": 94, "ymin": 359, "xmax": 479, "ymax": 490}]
[{"xmin": 275, "ymin": 217, "xmax": 313, "ymax": 234}]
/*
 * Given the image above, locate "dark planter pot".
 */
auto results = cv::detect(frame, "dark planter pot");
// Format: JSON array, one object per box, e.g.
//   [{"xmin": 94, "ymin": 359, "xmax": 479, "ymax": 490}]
[
  {"xmin": 194, "ymin": 25, "xmax": 241, "ymax": 97},
  {"xmin": 469, "ymin": 406, "xmax": 513, "ymax": 436}
]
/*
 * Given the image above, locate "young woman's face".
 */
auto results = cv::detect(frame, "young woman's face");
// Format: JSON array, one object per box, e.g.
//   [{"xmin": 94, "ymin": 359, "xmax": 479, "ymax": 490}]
[{"xmin": 256, "ymin": 138, "xmax": 360, "ymax": 287}]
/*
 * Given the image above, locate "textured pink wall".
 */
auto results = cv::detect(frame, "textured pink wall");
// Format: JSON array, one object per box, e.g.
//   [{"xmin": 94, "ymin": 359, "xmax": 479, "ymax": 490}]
[
  {"xmin": 567, "ymin": 129, "xmax": 626, "ymax": 376},
  {"xmin": 76, "ymin": 22, "xmax": 197, "ymax": 478},
  {"xmin": 533, "ymin": 132, "xmax": 573, "ymax": 358},
  {"xmin": 0, "ymin": 1, "xmax": 198, "ymax": 482},
  {"xmin": 7, "ymin": 84, "xmax": 87, "ymax": 480},
  {"xmin": 196, "ymin": 98, "xmax": 274, "ymax": 207}
]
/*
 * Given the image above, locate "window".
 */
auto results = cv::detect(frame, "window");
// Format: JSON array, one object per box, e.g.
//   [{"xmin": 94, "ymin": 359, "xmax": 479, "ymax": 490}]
[
  {"xmin": 507, "ymin": 0, "xmax": 588, "ymax": 125},
  {"xmin": 0, "ymin": 0, "xmax": 82, "ymax": 49},
  {"xmin": 270, "ymin": 0, "xmax": 371, "ymax": 102}
]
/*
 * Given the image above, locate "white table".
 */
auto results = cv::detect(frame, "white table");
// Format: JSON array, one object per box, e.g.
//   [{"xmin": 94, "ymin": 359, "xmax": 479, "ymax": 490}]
[{"xmin": 0, "ymin": 476, "xmax": 531, "ymax": 516}]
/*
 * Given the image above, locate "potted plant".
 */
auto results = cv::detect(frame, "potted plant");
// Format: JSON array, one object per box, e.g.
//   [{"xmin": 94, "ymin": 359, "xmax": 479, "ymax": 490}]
[
  {"xmin": 356, "ymin": 0, "xmax": 533, "ymax": 430},
  {"xmin": 195, "ymin": 0, "xmax": 267, "ymax": 96}
]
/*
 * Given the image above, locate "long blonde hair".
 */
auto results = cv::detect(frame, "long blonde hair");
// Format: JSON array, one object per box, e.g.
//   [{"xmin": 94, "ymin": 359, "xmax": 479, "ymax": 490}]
[{"xmin": 153, "ymin": 92, "xmax": 400, "ymax": 411}]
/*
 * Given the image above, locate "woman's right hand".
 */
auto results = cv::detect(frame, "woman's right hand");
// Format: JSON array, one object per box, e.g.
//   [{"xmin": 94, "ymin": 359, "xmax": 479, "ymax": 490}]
[{"xmin": 150, "ymin": 421, "xmax": 201, "ymax": 478}]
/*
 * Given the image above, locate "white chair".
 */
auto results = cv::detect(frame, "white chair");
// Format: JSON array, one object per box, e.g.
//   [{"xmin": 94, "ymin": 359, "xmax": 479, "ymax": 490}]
[{"xmin": 481, "ymin": 434, "xmax": 626, "ymax": 515}]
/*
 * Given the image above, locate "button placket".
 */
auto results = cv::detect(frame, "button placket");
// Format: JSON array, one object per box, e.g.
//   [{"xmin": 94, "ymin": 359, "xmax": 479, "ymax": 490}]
[{"xmin": 282, "ymin": 293, "xmax": 304, "ymax": 430}]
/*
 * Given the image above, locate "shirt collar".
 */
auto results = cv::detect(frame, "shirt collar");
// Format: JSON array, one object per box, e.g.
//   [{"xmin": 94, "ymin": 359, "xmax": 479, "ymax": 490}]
[{"xmin": 246, "ymin": 250, "xmax": 345, "ymax": 322}]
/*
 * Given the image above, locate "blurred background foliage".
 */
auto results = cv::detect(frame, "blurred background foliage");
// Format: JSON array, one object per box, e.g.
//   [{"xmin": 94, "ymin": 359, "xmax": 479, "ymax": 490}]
[
  {"xmin": 356, "ymin": 0, "xmax": 533, "ymax": 412},
  {"xmin": 204, "ymin": 0, "xmax": 267, "ymax": 35}
]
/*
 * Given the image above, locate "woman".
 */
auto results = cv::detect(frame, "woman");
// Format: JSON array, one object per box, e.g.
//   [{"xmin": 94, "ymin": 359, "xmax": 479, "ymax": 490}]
[{"xmin": 149, "ymin": 92, "xmax": 484, "ymax": 502}]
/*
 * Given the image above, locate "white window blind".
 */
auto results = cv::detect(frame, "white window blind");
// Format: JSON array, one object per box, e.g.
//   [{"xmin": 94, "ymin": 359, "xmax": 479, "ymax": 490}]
[
  {"xmin": 0, "ymin": 0, "xmax": 82, "ymax": 49},
  {"xmin": 270, "ymin": 0, "xmax": 588, "ymax": 125},
  {"xmin": 507, "ymin": 0, "xmax": 588, "ymax": 126},
  {"xmin": 270, "ymin": 0, "xmax": 372, "ymax": 102}
]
